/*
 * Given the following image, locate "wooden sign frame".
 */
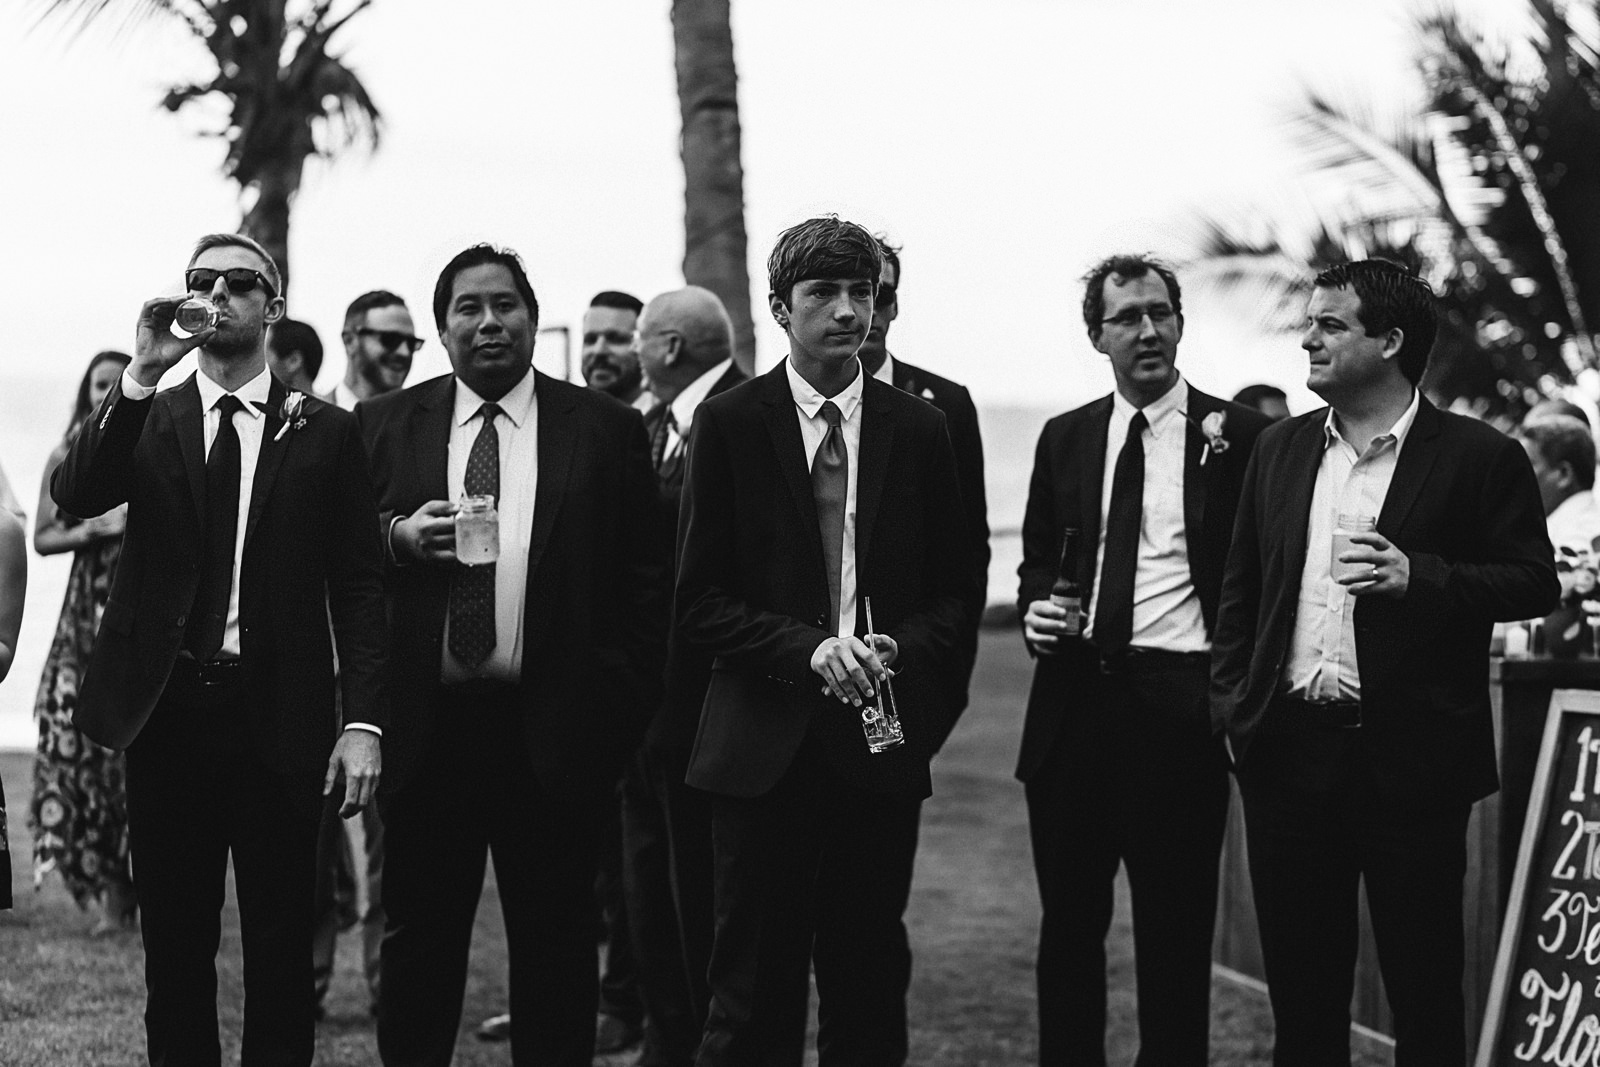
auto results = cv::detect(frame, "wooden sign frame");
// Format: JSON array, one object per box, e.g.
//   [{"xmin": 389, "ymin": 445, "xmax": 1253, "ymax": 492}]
[{"xmin": 1477, "ymin": 689, "xmax": 1600, "ymax": 1065}]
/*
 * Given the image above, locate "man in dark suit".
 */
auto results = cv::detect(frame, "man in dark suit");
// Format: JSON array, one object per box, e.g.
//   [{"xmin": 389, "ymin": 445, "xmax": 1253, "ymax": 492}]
[
  {"xmin": 53, "ymin": 232, "xmax": 387, "ymax": 1067},
  {"xmin": 1212, "ymin": 260, "xmax": 1558, "ymax": 1064},
  {"xmin": 1017, "ymin": 254, "xmax": 1270, "ymax": 1065},
  {"xmin": 676, "ymin": 216, "xmax": 974, "ymax": 1065},
  {"xmin": 858, "ymin": 237, "xmax": 989, "ymax": 741},
  {"xmin": 611, "ymin": 285, "xmax": 749, "ymax": 1067},
  {"xmin": 359, "ymin": 244, "xmax": 665, "ymax": 1067}
]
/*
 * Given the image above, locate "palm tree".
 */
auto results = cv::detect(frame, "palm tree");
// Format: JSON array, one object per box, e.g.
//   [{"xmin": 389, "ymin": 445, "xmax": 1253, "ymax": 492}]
[
  {"xmin": 1185, "ymin": 1, "xmax": 1600, "ymax": 420},
  {"xmin": 36, "ymin": 0, "xmax": 382, "ymax": 297},
  {"xmin": 671, "ymin": 0, "xmax": 755, "ymax": 373}
]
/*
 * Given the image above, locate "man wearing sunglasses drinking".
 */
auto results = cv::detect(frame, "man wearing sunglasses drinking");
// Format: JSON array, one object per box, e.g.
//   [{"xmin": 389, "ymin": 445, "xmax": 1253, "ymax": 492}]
[
  {"xmin": 333, "ymin": 290, "xmax": 423, "ymax": 411},
  {"xmin": 52, "ymin": 232, "xmax": 388, "ymax": 1067}
]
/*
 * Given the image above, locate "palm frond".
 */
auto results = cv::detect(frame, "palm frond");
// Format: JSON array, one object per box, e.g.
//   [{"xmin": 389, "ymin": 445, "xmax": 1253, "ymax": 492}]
[{"xmin": 31, "ymin": 0, "xmax": 207, "ymax": 42}]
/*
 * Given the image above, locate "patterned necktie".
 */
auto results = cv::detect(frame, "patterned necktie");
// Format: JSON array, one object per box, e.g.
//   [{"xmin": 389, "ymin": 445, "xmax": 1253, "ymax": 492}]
[
  {"xmin": 648, "ymin": 403, "xmax": 672, "ymax": 472},
  {"xmin": 186, "ymin": 393, "xmax": 244, "ymax": 661},
  {"xmin": 448, "ymin": 402, "xmax": 502, "ymax": 667},
  {"xmin": 1094, "ymin": 410, "xmax": 1148, "ymax": 654},
  {"xmin": 812, "ymin": 400, "xmax": 848, "ymax": 634}
]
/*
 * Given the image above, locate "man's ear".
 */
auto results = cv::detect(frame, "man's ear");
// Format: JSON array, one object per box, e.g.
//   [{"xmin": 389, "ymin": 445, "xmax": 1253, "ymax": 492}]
[
  {"xmin": 663, "ymin": 333, "xmax": 683, "ymax": 367},
  {"xmin": 1090, "ymin": 327, "xmax": 1108, "ymax": 356},
  {"xmin": 264, "ymin": 295, "xmax": 287, "ymax": 326},
  {"xmin": 1380, "ymin": 327, "xmax": 1405, "ymax": 362},
  {"xmin": 768, "ymin": 291, "xmax": 791, "ymax": 327}
]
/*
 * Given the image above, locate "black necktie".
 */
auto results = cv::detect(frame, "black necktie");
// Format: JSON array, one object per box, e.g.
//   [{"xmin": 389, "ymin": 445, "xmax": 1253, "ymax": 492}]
[
  {"xmin": 657, "ymin": 410, "xmax": 683, "ymax": 482},
  {"xmin": 186, "ymin": 393, "xmax": 244, "ymax": 661},
  {"xmin": 812, "ymin": 401, "xmax": 848, "ymax": 634},
  {"xmin": 448, "ymin": 403, "xmax": 501, "ymax": 667},
  {"xmin": 1094, "ymin": 410, "xmax": 1147, "ymax": 654},
  {"xmin": 648, "ymin": 403, "xmax": 672, "ymax": 472}
]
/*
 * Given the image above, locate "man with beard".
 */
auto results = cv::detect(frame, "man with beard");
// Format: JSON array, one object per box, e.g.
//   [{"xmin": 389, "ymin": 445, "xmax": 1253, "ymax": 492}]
[
  {"xmin": 312, "ymin": 293, "xmax": 418, "ymax": 1021},
  {"xmin": 582, "ymin": 291, "xmax": 649, "ymax": 410},
  {"xmin": 53, "ymin": 232, "xmax": 387, "ymax": 1066},
  {"xmin": 332, "ymin": 290, "xmax": 423, "ymax": 410}
]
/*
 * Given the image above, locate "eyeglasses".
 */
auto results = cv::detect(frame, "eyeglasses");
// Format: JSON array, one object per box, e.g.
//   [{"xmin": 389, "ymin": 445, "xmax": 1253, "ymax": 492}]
[
  {"xmin": 1101, "ymin": 306, "xmax": 1177, "ymax": 330},
  {"xmin": 185, "ymin": 267, "xmax": 278, "ymax": 298},
  {"xmin": 356, "ymin": 327, "xmax": 425, "ymax": 353},
  {"xmin": 874, "ymin": 282, "xmax": 898, "ymax": 310}
]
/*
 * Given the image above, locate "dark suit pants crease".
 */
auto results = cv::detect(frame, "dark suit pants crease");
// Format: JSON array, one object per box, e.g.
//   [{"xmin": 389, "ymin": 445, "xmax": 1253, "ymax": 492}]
[
  {"xmin": 623, "ymin": 744, "xmax": 717, "ymax": 1067},
  {"xmin": 125, "ymin": 668, "xmax": 321, "ymax": 1067},
  {"xmin": 376, "ymin": 686, "xmax": 602, "ymax": 1067},
  {"xmin": 697, "ymin": 741, "xmax": 920, "ymax": 1067},
  {"xmin": 312, "ymin": 792, "xmax": 384, "ymax": 1011},
  {"xmin": 1239, "ymin": 721, "xmax": 1470, "ymax": 1067},
  {"xmin": 1023, "ymin": 654, "xmax": 1229, "ymax": 1067},
  {"xmin": 600, "ymin": 776, "xmax": 645, "ymax": 1031}
]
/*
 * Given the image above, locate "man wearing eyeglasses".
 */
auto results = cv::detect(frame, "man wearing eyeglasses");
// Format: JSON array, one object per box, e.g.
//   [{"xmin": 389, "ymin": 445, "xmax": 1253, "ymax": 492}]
[
  {"xmin": 52, "ymin": 233, "xmax": 387, "ymax": 1067},
  {"xmin": 1016, "ymin": 254, "xmax": 1270, "ymax": 1065},
  {"xmin": 333, "ymin": 290, "xmax": 423, "ymax": 411}
]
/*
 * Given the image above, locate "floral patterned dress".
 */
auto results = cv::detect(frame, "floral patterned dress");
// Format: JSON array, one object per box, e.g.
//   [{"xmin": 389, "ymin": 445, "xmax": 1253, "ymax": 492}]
[{"xmin": 29, "ymin": 521, "xmax": 128, "ymax": 908}]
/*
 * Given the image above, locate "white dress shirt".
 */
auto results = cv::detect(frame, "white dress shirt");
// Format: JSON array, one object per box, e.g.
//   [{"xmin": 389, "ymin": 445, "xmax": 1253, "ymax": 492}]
[
  {"xmin": 786, "ymin": 358, "xmax": 864, "ymax": 640},
  {"xmin": 1284, "ymin": 390, "xmax": 1421, "ymax": 701},
  {"xmin": 661, "ymin": 357, "xmax": 734, "ymax": 468},
  {"xmin": 440, "ymin": 370, "xmax": 539, "ymax": 684},
  {"xmin": 332, "ymin": 381, "xmax": 361, "ymax": 413},
  {"xmin": 1549, "ymin": 489, "xmax": 1600, "ymax": 560},
  {"xmin": 1084, "ymin": 377, "xmax": 1208, "ymax": 653},
  {"xmin": 121, "ymin": 366, "xmax": 380, "ymax": 734}
]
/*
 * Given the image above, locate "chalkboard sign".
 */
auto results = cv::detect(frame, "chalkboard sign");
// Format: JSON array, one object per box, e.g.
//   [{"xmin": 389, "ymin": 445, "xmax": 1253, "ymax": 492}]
[{"xmin": 1479, "ymin": 690, "xmax": 1600, "ymax": 1065}]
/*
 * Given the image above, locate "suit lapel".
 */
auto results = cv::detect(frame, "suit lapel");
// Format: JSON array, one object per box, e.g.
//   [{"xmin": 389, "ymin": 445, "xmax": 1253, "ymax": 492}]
[
  {"xmin": 759, "ymin": 365, "xmax": 823, "ymax": 548},
  {"xmin": 854, "ymin": 378, "xmax": 896, "ymax": 571},
  {"xmin": 1377, "ymin": 396, "xmax": 1440, "ymax": 536},
  {"xmin": 1281, "ymin": 413, "xmax": 1330, "ymax": 587},
  {"xmin": 171, "ymin": 375, "xmax": 207, "ymax": 522},
  {"xmin": 527, "ymin": 372, "xmax": 576, "ymax": 578},
  {"xmin": 1181, "ymin": 389, "xmax": 1215, "ymax": 587},
  {"xmin": 410, "ymin": 376, "xmax": 454, "ymax": 504},
  {"xmin": 243, "ymin": 376, "xmax": 290, "ymax": 551},
  {"xmin": 1077, "ymin": 396, "xmax": 1112, "ymax": 600}
]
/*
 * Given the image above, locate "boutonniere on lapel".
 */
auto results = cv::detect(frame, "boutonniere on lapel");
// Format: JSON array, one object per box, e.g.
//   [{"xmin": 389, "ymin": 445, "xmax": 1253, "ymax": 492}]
[
  {"xmin": 273, "ymin": 391, "xmax": 309, "ymax": 442},
  {"xmin": 1184, "ymin": 409, "xmax": 1230, "ymax": 466}
]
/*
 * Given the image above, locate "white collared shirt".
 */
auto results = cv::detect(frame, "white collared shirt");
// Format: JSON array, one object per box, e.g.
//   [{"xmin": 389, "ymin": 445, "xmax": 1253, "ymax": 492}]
[
  {"xmin": 1084, "ymin": 376, "xmax": 1208, "ymax": 653},
  {"xmin": 440, "ymin": 370, "xmax": 539, "ymax": 684},
  {"xmin": 786, "ymin": 357, "xmax": 864, "ymax": 639},
  {"xmin": 332, "ymin": 381, "xmax": 361, "ymax": 413},
  {"xmin": 661, "ymin": 358, "xmax": 735, "ymax": 467},
  {"xmin": 871, "ymin": 352, "xmax": 895, "ymax": 385},
  {"xmin": 1285, "ymin": 390, "xmax": 1422, "ymax": 700},
  {"xmin": 1549, "ymin": 489, "xmax": 1600, "ymax": 559}
]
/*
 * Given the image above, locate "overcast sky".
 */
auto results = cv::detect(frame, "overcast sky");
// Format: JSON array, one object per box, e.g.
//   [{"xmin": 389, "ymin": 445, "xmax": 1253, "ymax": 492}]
[{"xmin": 0, "ymin": 0, "xmax": 1524, "ymax": 743}]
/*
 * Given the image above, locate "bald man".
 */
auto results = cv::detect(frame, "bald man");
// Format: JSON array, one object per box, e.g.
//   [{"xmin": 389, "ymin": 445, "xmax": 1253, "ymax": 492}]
[{"xmin": 624, "ymin": 287, "xmax": 747, "ymax": 1067}]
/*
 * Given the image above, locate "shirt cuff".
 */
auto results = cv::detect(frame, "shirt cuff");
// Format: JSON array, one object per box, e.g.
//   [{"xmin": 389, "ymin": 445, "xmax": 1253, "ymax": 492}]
[
  {"xmin": 120, "ymin": 369, "xmax": 157, "ymax": 400},
  {"xmin": 343, "ymin": 723, "xmax": 383, "ymax": 738}
]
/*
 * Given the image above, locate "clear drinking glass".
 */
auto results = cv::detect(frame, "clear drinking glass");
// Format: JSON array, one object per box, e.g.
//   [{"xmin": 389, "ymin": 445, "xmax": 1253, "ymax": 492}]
[
  {"xmin": 861, "ymin": 597, "xmax": 905, "ymax": 754},
  {"xmin": 173, "ymin": 298, "xmax": 219, "ymax": 335},
  {"xmin": 455, "ymin": 494, "xmax": 500, "ymax": 565},
  {"xmin": 1330, "ymin": 514, "xmax": 1377, "ymax": 582}
]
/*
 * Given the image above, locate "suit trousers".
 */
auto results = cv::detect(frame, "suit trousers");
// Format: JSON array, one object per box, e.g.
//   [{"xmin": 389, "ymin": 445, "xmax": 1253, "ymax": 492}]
[
  {"xmin": 599, "ymin": 777, "xmax": 645, "ymax": 1029},
  {"xmin": 696, "ymin": 739, "xmax": 920, "ymax": 1067},
  {"xmin": 622, "ymin": 744, "xmax": 716, "ymax": 1067},
  {"xmin": 1239, "ymin": 720, "xmax": 1471, "ymax": 1067},
  {"xmin": 312, "ymin": 791, "xmax": 384, "ymax": 1011},
  {"xmin": 125, "ymin": 666, "xmax": 321, "ymax": 1067},
  {"xmin": 1023, "ymin": 652, "xmax": 1229, "ymax": 1067},
  {"xmin": 376, "ymin": 685, "xmax": 603, "ymax": 1067}
]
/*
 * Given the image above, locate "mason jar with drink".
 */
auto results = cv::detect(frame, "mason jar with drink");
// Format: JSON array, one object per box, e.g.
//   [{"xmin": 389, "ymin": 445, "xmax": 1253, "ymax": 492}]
[
  {"xmin": 1331, "ymin": 514, "xmax": 1377, "ymax": 583},
  {"xmin": 455, "ymin": 494, "xmax": 500, "ymax": 565}
]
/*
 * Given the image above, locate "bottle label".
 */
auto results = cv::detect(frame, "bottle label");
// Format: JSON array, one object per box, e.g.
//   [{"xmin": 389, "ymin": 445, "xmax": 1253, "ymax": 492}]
[{"xmin": 1051, "ymin": 594, "xmax": 1082, "ymax": 636}]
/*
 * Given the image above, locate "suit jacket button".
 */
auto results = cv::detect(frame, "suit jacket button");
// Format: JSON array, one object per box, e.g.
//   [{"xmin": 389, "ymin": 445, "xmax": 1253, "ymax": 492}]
[{"xmin": 176, "ymin": 614, "xmax": 187, "ymax": 626}]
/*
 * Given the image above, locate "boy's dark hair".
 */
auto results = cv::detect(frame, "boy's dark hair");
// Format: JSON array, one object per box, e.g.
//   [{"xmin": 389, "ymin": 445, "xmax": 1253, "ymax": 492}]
[
  {"xmin": 1312, "ymin": 260, "xmax": 1438, "ymax": 385},
  {"xmin": 767, "ymin": 216, "xmax": 882, "ymax": 307}
]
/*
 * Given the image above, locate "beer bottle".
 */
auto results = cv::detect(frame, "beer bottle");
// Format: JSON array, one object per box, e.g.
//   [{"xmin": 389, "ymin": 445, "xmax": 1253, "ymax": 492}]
[{"xmin": 1051, "ymin": 526, "xmax": 1083, "ymax": 636}]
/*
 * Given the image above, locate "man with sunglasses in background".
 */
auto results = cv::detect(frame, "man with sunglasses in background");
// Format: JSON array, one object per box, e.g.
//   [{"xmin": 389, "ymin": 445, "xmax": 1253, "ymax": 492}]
[
  {"xmin": 332, "ymin": 290, "xmax": 423, "ymax": 411},
  {"xmin": 1017, "ymin": 254, "xmax": 1270, "ymax": 1064},
  {"xmin": 307, "ymin": 292, "xmax": 419, "ymax": 1022},
  {"xmin": 53, "ymin": 233, "xmax": 387, "ymax": 1066}
]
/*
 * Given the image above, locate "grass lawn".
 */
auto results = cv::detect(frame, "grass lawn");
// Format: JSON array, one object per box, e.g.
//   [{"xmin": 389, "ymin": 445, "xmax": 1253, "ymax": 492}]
[{"xmin": 0, "ymin": 631, "xmax": 1391, "ymax": 1065}]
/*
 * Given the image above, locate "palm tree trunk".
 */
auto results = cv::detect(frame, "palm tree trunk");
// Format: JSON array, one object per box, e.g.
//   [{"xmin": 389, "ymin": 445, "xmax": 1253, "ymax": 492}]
[
  {"xmin": 672, "ymin": 0, "xmax": 755, "ymax": 373},
  {"xmin": 240, "ymin": 163, "xmax": 299, "ymax": 298}
]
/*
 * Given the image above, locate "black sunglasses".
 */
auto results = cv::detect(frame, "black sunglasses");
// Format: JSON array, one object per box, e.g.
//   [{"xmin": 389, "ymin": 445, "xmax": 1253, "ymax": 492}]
[
  {"xmin": 185, "ymin": 267, "xmax": 278, "ymax": 298},
  {"xmin": 874, "ymin": 282, "xmax": 897, "ymax": 310},
  {"xmin": 356, "ymin": 327, "xmax": 425, "ymax": 354}
]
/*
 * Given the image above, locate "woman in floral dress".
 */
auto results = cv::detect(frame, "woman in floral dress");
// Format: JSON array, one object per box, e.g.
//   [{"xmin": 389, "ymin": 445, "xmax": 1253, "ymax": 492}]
[{"xmin": 30, "ymin": 350, "xmax": 133, "ymax": 933}]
